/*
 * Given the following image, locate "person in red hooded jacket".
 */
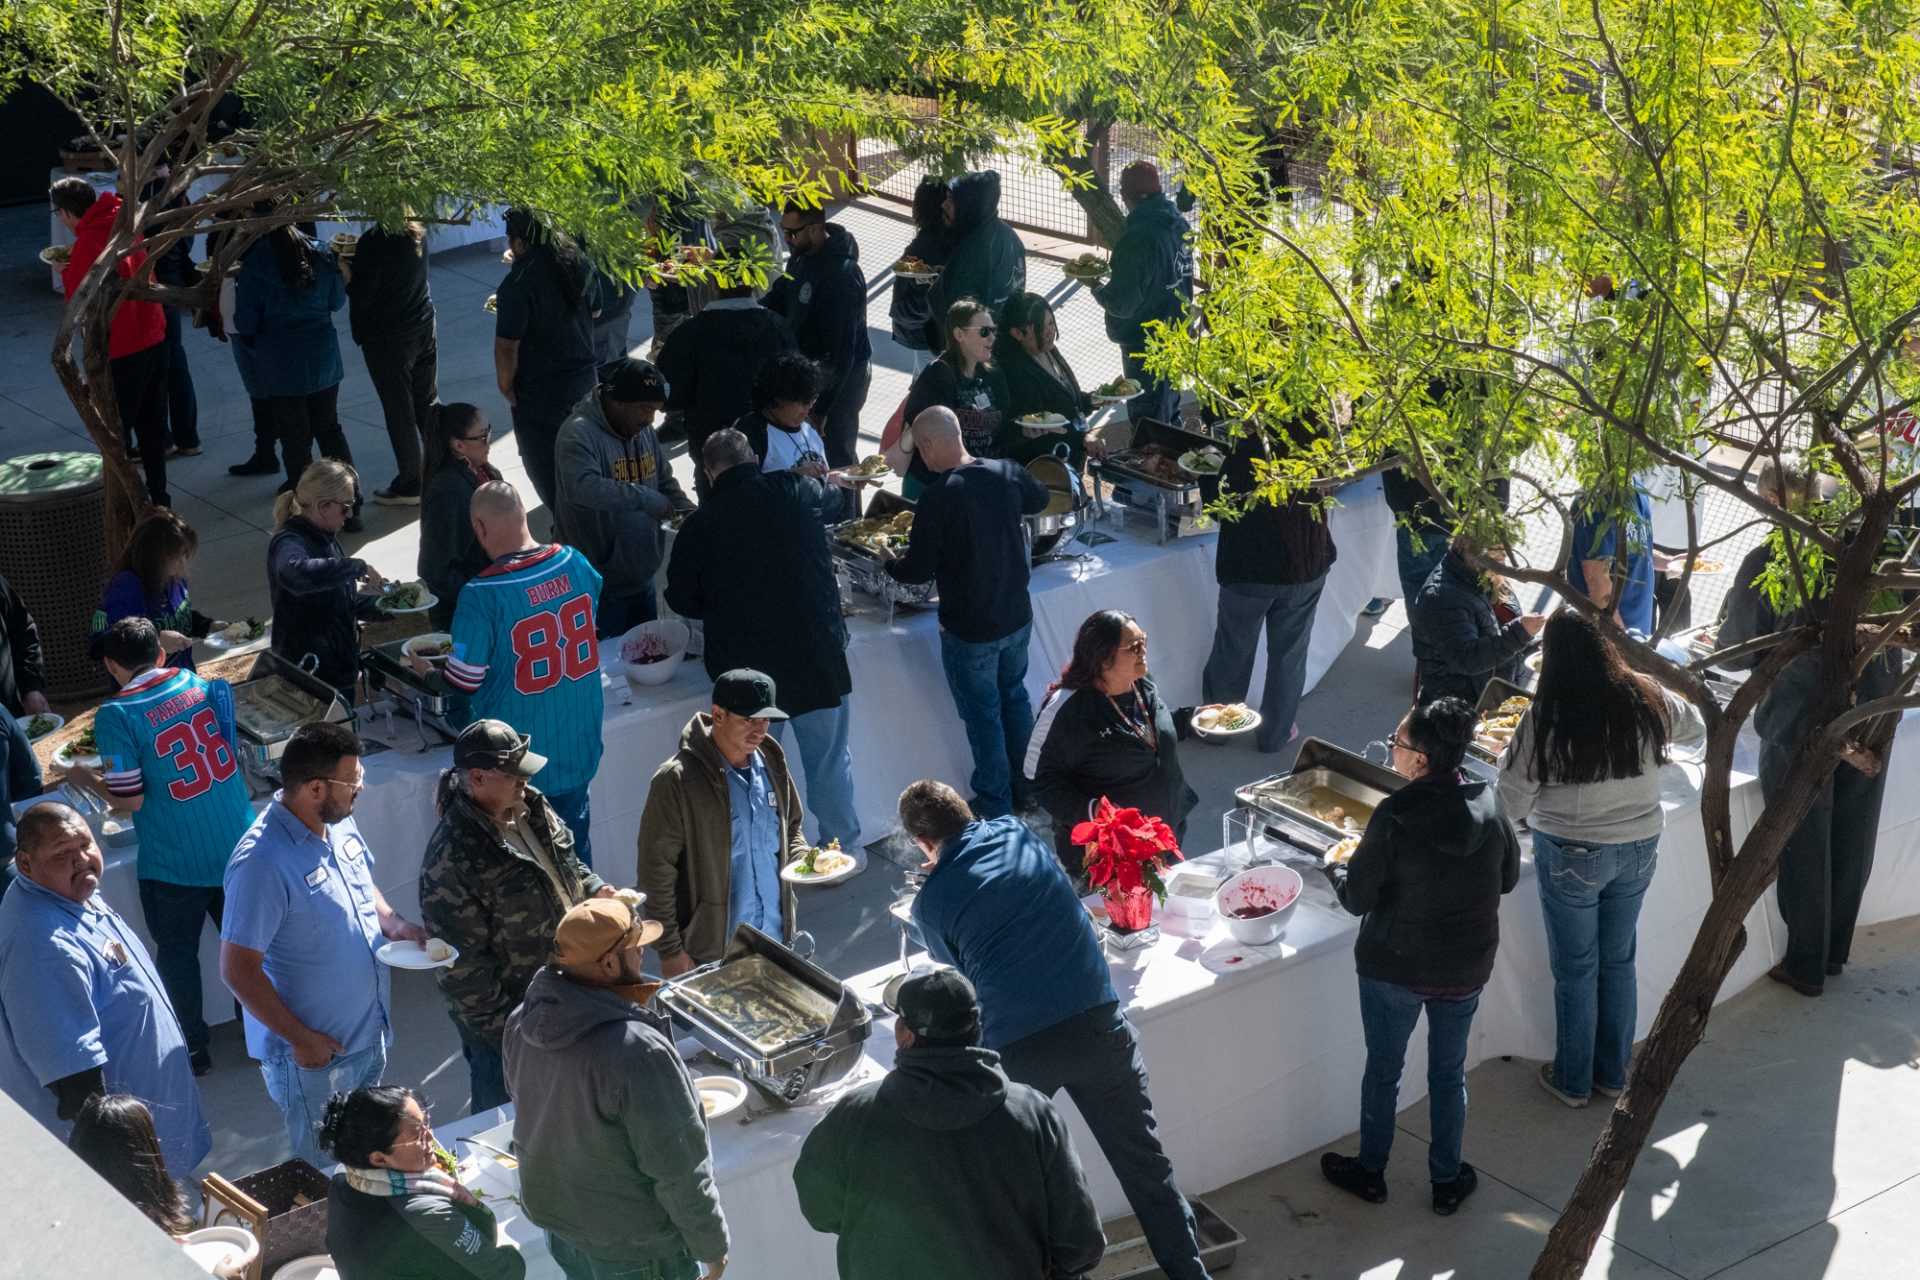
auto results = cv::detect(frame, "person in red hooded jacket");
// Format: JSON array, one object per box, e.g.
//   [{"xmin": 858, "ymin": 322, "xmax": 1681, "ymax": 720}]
[{"xmin": 51, "ymin": 177, "xmax": 171, "ymax": 508}]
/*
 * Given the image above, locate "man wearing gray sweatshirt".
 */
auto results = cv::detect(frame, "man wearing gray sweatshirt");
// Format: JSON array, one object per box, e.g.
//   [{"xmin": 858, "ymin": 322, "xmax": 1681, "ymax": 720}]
[{"xmin": 553, "ymin": 358, "xmax": 694, "ymax": 637}]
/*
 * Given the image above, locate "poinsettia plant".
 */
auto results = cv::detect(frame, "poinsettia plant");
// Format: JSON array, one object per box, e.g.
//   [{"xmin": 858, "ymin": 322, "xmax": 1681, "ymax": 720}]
[{"xmin": 1073, "ymin": 798, "xmax": 1184, "ymax": 903}]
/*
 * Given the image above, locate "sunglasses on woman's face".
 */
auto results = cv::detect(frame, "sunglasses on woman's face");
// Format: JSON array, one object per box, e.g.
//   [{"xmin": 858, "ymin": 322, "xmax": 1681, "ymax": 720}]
[
  {"xmin": 973, "ymin": 326, "xmax": 997, "ymax": 339},
  {"xmin": 459, "ymin": 430, "xmax": 493, "ymax": 444}
]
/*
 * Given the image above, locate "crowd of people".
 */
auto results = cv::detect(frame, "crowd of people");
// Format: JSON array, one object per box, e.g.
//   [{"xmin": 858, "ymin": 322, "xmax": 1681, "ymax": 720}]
[{"xmin": 1, "ymin": 161, "xmax": 1898, "ymax": 1280}]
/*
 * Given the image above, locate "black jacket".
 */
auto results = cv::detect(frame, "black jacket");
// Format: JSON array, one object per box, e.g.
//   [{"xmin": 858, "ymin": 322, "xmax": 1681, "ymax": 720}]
[
  {"xmin": 885, "ymin": 459, "xmax": 1049, "ymax": 645},
  {"xmin": 889, "ymin": 224, "xmax": 951, "ymax": 351},
  {"xmin": 902, "ymin": 357, "xmax": 1011, "ymax": 489},
  {"xmin": 1026, "ymin": 679, "xmax": 1196, "ymax": 863},
  {"xmin": 1091, "ymin": 193, "xmax": 1192, "ymax": 351},
  {"xmin": 0, "ymin": 575, "xmax": 46, "ymax": 719},
  {"xmin": 794, "ymin": 1044, "xmax": 1105, "ymax": 1280},
  {"xmin": 417, "ymin": 459, "xmax": 501, "ymax": 628},
  {"xmin": 932, "ymin": 172, "xmax": 1027, "ymax": 322},
  {"xmin": 993, "ymin": 336, "xmax": 1093, "ymax": 467},
  {"xmin": 764, "ymin": 222, "xmax": 872, "ymax": 407},
  {"xmin": 1408, "ymin": 549, "xmax": 1532, "ymax": 706},
  {"xmin": 266, "ymin": 516, "xmax": 381, "ymax": 695},
  {"xmin": 664, "ymin": 462, "xmax": 851, "ymax": 716},
  {"xmin": 657, "ymin": 301, "xmax": 797, "ymax": 445},
  {"xmin": 1330, "ymin": 772, "xmax": 1520, "ymax": 988},
  {"xmin": 326, "ymin": 1177, "xmax": 526, "ymax": 1280},
  {"xmin": 1215, "ymin": 429, "xmax": 1338, "ymax": 587},
  {"xmin": 344, "ymin": 227, "xmax": 436, "ymax": 346}
]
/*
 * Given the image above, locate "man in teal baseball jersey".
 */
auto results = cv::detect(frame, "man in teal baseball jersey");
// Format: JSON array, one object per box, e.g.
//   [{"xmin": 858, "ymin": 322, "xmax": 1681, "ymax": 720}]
[
  {"xmin": 445, "ymin": 481, "xmax": 607, "ymax": 865},
  {"xmin": 65, "ymin": 617, "xmax": 253, "ymax": 1076}
]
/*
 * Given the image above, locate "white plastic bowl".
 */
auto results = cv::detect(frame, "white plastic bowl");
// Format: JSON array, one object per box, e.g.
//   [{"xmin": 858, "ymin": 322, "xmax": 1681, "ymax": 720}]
[
  {"xmin": 619, "ymin": 619, "xmax": 689, "ymax": 686},
  {"xmin": 180, "ymin": 1224, "xmax": 259, "ymax": 1275},
  {"xmin": 1214, "ymin": 864, "xmax": 1304, "ymax": 945}
]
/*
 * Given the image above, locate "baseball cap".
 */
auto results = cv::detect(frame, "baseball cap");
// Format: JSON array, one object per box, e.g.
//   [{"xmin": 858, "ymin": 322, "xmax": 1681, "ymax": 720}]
[
  {"xmin": 552, "ymin": 898, "xmax": 663, "ymax": 967},
  {"xmin": 1119, "ymin": 160, "xmax": 1163, "ymax": 199},
  {"xmin": 602, "ymin": 357, "xmax": 670, "ymax": 404},
  {"xmin": 712, "ymin": 669, "xmax": 788, "ymax": 721},
  {"xmin": 453, "ymin": 719, "xmax": 547, "ymax": 777},
  {"xmin": 883, "ymin": 967, "xmax": 980, "ymax": 1041}
]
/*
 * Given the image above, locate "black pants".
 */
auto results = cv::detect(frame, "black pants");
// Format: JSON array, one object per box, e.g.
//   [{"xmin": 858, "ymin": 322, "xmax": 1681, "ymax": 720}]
[
  {"xmin": 161, "ymin": 305, "xmax": 198, "ymax": 449},
  {"xmin": 1759, "ymin": 742, "xmax": 1887, "ymax": 988},
  {"xmin": 263, "ymin": 383, "xmax": 354, "ymax": 487},
  {"xmin": 137, "ymin": 879, "xmax": 225, "ymax": 1056},
  {"xmin": 815, "ymin": 361, "xmax": 873, "ymax": 469},
  {"xmin": 361, "ymin": 325, "xmax": 438, "ymax": 487},
  {"xmin": 109, "ymin": 343, "xmax": 171, "ymax": 506},
  {"xmin": 998, "ymin": 1002, "xmax": 1211, "ymax": 1280},
  {"xmin": 511, "ymin": 372, "xmax": 594, "ymax": 519}
]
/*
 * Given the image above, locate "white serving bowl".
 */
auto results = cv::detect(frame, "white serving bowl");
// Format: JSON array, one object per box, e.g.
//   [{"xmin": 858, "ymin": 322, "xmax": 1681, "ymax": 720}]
[
  {"xmin": 1214, "ymin": 864, "xmax": 1304, "ymax": 945},
  {"xmin": 619, "ymin": 618, "xmax": 689, "ymax": 686}
]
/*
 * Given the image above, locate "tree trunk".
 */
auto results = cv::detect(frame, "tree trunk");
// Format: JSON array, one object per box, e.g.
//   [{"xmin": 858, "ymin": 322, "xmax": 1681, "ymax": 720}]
[
  {"xmin": 51, "ymin": 299, "xmax": 151, "ymax": 559},
  {"xmin": 1044, "ymin": 118, "xmax": 1126, "ymax": 246}
]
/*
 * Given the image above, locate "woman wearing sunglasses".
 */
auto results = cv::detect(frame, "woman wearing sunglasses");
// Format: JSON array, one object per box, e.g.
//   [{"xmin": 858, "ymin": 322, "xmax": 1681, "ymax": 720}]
[
  {"xmin": 418, "ymin": 403, "xmax": 503, "ymax": 629},
  {"xmin": 887, "ymin": 297, "xmax": 1010, "ymax": 499},
  {"xmin": 1025, "ymin": 610, "xmax": 1197, "ymax": 881},
  {"xmin": 267, "ymin": 458, "xmax": 389, "ymax": 696}
]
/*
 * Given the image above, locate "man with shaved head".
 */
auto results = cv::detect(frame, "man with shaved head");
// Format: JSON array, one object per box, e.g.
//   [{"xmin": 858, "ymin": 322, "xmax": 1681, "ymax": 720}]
[
  {"xmin": 446, "ymin": 480, "xmax": 608, "ymax": 864},
  {"xmin": 880, "ymin": 407, "xmax": 1050, "ymax": 817}
]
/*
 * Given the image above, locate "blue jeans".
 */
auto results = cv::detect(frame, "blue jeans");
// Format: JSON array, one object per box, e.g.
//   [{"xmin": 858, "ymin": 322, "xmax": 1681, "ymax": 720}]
[
  {"xmin": 1357, "ymin": 976, "xmax": 1480, "ymax": 1182},
  {"xmin": 1396, "ymin": 524, "xmax": 1448, "ymax": 603},
  {"xmin": 547, "ymin": 1234, "xmax": 698, "ymax": 1280},
  {"xmin": 1533, "ymin": 830, "xmax": 1659, "ymax": 1098},
  {"xmin": 937, "ymin": 622, "xmax": 1034, "ymax": 818},
  {"xmin": 137, "ymin": 879, "xmax": 224, "ymax": 1055},
  {"xmin": 545, "ymin": 786, "xmax": 593, "ymax": 869},
  {"xmin": 261, "ymin": 1040, "xmax": 386, "ymax": 1168},
  {"xmin": 1202, "ymin": 576, "xmax": 1326, "ymax": 753},
  {"xmin": 452, "ymin": 1015, "xmax": 510, "ymax": 1115},
  {"xmin": 768, "ymin": 698, "xmax": 860, "ymax": 848},
  {"xmin": 1121, "ymin": 347, "xmax": 1180, "ymax": 427},
  {"xmin": 597, "ymin": 585, "xmax": 658, "ymax": 640}
]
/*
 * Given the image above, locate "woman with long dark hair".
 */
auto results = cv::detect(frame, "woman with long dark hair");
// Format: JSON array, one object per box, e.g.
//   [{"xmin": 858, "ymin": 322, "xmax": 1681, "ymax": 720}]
[
  {"xmin": 87, "ymin": 509, "xmax": 226, "ymax": 674},
  {"xmin": 888, "ymin": 297, "xmax": 1009, "ymax": 498},
  {"xmin": 1497, "ymin": 610, "xmax": 1682, "ymax": 1106},
  {"xmin": 493, "ymin": 209, "xmax": 596, "ymax": 517},
  {"xmin": 69, "ymin": 1095, "xmax": 247, "ymax": 1276},
  {"xmin": 994, "ymin": 291, "xmax": 1098, "ymax": 466},
  {"xmin": 417, "ymin": 404, "xmax": 502, "ymax": 629},
  {"xmin": 1322, "ymin": 696, "xmax": 1519, "ymax": 1216},
  {"xmin": 1024, "ymin": 609, "xmax": 1196, "ymax": 876},
  {"xmin": 888, "ymin": 179, "xmax": 954, "ymax": 373},
  {"xmin": 321, "ymin": 1086, "xmax": 526, "ymax": 1280}
]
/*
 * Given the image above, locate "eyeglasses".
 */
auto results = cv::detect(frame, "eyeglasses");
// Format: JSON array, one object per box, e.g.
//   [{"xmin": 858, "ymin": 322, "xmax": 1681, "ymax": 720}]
[
  {"xmin": 1123, "ymin": 638, "xmax": 1149, "ymax": 656},
  {"xmin": 317, "ymin": 497, "xmax": 352, "ymax": 512},
  {"xmin": 1388, "ymin": 735, "xmax": 1421, "ymax": 754},
  {"xmin": 320, "ymin": 777, "xmax": 365, "ymax": 795},
  {"xmin": 396, "ymin": 1108, "xmax": 434, "ymax": 1146},
  {"xmin": 458, "ymin": 430, "xmax": 493, "ymax": 444},
  {"xmin": 973, "ymin": 326, "xmax": 997, "ymax": 339},
  {"xmin": 779, "ymin": 223, "xmax": 814, "ymax": 241}
]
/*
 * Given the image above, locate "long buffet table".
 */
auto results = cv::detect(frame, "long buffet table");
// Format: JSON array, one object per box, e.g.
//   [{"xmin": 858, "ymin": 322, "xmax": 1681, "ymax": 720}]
[
  {"xmin": 428, "ymin": 713, "xmax": 1920, "ymax": 1280},
  {"xmin": 90, "ymin": 477, "xmax": 1401, "ymax": 1020}
]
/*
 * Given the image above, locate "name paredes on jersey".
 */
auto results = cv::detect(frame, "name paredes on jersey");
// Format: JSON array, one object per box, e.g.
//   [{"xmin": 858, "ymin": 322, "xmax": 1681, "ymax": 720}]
[
  {"xmin": 142, "ymin": 682, "xmax": 206, "ymax": 729},
  {"xmin": 525, "ymin": 573, "xmax": 573, "ymax": 608}
]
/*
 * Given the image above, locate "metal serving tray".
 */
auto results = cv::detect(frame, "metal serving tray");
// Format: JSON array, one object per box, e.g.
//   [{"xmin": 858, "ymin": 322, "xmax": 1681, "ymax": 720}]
[
  {"xmin": 830, "ymin": 489, "xmax": 936, "ymax": 613},
  {"xmin": 1465, "ymin": 676, "xmax": 1533, "ymax": 767},
  {"xmin": 229, "ymin": 652, "xmax": 354, "ymax": 770},
  {"xmin": 1235, "ymin": 737, "xmax": 1405, "ymax": 853},
  {"xmin": 1088, "ymin": 417, "xmax": 1226, "ymax": 544}
]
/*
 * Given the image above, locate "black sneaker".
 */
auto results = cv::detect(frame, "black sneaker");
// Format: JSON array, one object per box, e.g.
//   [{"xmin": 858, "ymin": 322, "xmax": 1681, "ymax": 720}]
[
  {"xmin": 170, "ymin": 445, "xmax": 203, "ymax": 458},
  {"xmin": 229, "ymin": 454, "xmax": 279, "ymax": 476},
  {"xmin": 1432, "ymin": 1163, "xmax": 1479, "ymax": 1216},
  {"xmin": 373, "ymin": 479, "xmax": 422, "ymax": 506},
  {"xmin": 342, "ymin": 514, "xmax": 364, "ymax": 534},
  {"xmin": 190, "ymin": 1048, "xmax": 213, "ymax": 1077},
  {"xmin": 1320, "ymin": 1152, "xmax": 1387, "ymax": 1204}
]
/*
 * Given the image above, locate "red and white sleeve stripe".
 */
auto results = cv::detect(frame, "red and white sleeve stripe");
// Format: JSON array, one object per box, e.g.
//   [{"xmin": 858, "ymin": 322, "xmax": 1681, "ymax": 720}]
[
  {"xmin": 104, "ymin": 766, "xmax": 144, "ymax": 798},
  {"xmin": 444, "ymin": 656, "xmax": 487, "ymax": 693}
]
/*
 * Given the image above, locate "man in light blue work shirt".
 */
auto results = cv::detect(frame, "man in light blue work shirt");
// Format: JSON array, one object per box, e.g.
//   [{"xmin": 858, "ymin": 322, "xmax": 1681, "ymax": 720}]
[
  {"xmin": 0, "ymin": 803, "xmax": 210, "ymax": 1174},
  {"xmin": 219, "ymin": 722, "xmax": 428, "ymax": 1166},
  {"xmin": 639, "ymin": 670, "xmax": 808, "ymax": 976}
]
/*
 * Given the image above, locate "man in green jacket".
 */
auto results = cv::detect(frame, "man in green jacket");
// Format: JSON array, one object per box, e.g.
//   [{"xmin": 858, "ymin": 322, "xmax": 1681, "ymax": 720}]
[{"xmin": 418, "ymin": 720, "xmax": 611, "ymax": 1113}]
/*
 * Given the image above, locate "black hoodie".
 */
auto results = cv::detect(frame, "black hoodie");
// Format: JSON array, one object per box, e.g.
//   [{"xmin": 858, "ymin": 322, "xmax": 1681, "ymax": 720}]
[
  {"xmin": 1091, "ymin": 192, "xmax": 1192, "ymax": 350},
  {"xmin": 1330, "ymin": 772, "xmax": 1520, "ymax": 988},
  {"xmin": 794, "ymin": 1044, "xmax": 1105, "ymax": 1280},
  {"xmin": 657, "ymin": 299, "xmax": 797, "ymax": 445},
  {"xmin": 764, "ymin": 222, "xmax": 872, "ymax": 404},
  {"xmin": 932, "ymin": 172, "xmax": 1028, "ymax": 322}
]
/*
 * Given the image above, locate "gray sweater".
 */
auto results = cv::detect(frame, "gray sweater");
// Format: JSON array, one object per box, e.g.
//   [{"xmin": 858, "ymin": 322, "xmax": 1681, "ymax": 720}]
[
  {"xmin": 1496, "ymin": 692, "xmax": 1702, "ymax": 843},
  {"xmin": 552, "ymin": 392, "xmax": 690, "ymax": 597}
]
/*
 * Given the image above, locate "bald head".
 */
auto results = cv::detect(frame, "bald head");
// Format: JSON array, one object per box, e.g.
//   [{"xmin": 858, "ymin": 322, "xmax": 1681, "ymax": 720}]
[
  {"xmin": 471, "ymin": 481, "xmax": 534, "ymax": 557},
  {"xmin": 911, "ymin": 406, "xmax": 967, "ymax": 473}
]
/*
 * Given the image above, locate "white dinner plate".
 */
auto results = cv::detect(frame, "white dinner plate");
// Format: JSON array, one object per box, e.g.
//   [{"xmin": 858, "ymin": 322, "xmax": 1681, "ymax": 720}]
[
  {"xmin": 1192, "ymin": 704, "xmax": 1262, "ymax": 739},
  {"xmin": 52, "ymin": 744, "xmax": 104, "ymax": 770},
  {"xmin": 378, "ymin": 588, "xmax": 439, "ymax": 615},
  {"xmin": 1178, "ymin": 449, "xmax": 1225, "ymax": 476},
  {"xmin": 405, "ymin": 632, "xmax": 454, "ymax": 663},
  {"xmin": 179, "ymin": 1225, "xmax": 258, "ymax": 1275},
  {"xmin": 273, "ymin": 1255, "xmax": 341, "ymax": 1280},
  {"xmin": 892, "ymin": 269, "xmax": 939, "ymax": 283},
  {"xmin": 1017, "ymin": 413, "xmax": 1070, "ymax": 431},
  {"xmin": 203, "ymin": 625, "xmax": 268, "ymax": 651},
  {"xmin": 39, "ymin": 247, "xmax": 71, "ymax": 267},
  {"xmin": 1090, "ymin": 390, "xmax": 1138, "ymax": 406},
  {"xmin": 20, "ymin": 712, "xmax": 63, "ymax": 744},
  {"xmin": 779, "ymin": 850, "xmax": 859, "ymax": 886},
  {"xmin": 377, "ymin": 939, "xmax": 460, "ymax": 970},
  {"xmin": 695, "ymin": 1074, "xmax": 749, "ymax": 1119}
]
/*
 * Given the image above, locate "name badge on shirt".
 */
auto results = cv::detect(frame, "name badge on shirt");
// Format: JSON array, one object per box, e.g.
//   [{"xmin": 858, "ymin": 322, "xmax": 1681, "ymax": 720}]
[
  {"xmin": 339, "ymin": 835, "xmax": 368, "ymax": 863},
  {"xmin": 305, "ymin": 865, "xmax": 330, "ymax": 889},
  {"xmin": 101, "ymin": 939, "xmax": 129, "ymax": 967}
]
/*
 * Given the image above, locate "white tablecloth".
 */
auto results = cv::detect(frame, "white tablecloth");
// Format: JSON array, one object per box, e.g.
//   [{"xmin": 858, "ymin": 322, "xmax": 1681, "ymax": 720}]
[{"xmin": 434, "ymin": 714, "xmax": 1920, "ymax": 1280}]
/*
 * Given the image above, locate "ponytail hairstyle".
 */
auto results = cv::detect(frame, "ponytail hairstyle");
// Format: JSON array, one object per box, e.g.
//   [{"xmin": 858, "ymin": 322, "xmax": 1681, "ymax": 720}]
[
  {"xmin": 273, "ymin": 457, "xmax": 359, "ymax": 530},
  {"xmin": 317, "ymin": 1086, "xmax": 416, "ymax": 1169},
  {"xmin": 422, "ymin": 402, "xmax": 488, "ymax": 486},
  {"xmin": 1404, "ymin": 696, "xmax": 1475, "ymax": 778}
]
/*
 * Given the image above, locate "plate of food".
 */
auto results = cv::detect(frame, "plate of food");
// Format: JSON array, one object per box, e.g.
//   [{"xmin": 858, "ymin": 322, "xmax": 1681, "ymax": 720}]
[
  {"xmin": 39, "ymin": 245, "xmax": 72, "ymax": 267},
  {"xmin": 695, "ymin": 1074, "xmax": 749, "ymax": 1119},
  {"xmin": 22, "ymin": 712, "xmax": 63, "ymax": 744},
  {"xmin": 1018, "ymin": 412, "xmax": 1069, "ymax": 432},
  {"xmin": 1178, "ymin": 448, "xmax": 1225, "ymax": 476},
  {"xmin": 1685, "ymin": 557, "xmax": 1726, "ymax": 575},
  {"xmin": 377, "ymin": 938, "xmax": 459, "ymax": 970},
  {"xmin": 1091, "ymin": 376, "xmax": 1142, "ymax": 405},
  {"xmin": 1325, "ymin": 835, "xmax": 1362, "ymax": 866},
  {"xmin": 204, "ymin": 617, "xmax": 268, "ymax": 650},
  {"xmin": 780, "ymin": 840, "xmax": 858, "ymax": 885},
  {"xmin": 377, "ymin": 581, "xmax": 437, "ymax": 614},
  {"xmin": 328, "ymin": 231, "xmax": 359, "ymax": 257},
  {"xmin": 891, "ymin": 255, "xmax": 939, "ymax": 282},
  {"xmin": 1062, "ymin": 251, "xmax": 1109, "ymax": 281},
  {"xmin": 1472, "ymin": 694, "xmax": 1531, "ymax": 755},
  {"xmin": 482, "ymin": 294, "xmax": 498, "ymax": 313},
  {"xmin": 1192, "ymin": 703, "xmax": 1262, "ymax": 738},
  {"xmin": 835, "ymin": 454, "xmax": 893, "ymax": 483},
  {"xmin": 405, "ymin": 632, "xmax": 455, "ymax": 664},
  {"xmin": 54, "ymin": 726, "xmax": 103, "ymax": 770}
]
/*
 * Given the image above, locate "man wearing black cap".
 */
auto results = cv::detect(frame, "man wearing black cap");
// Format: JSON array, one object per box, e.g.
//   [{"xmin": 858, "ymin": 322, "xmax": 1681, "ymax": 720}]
[
  {"xmin": 553, "ymin": 356, "xmax": 695, "ymax": 637},
  {"xmin": 419, "ymin": 720, "xmax": 614, "ymax": 1113},
  {"xmin": 1090, "ymin": 161, "xmax": 1193, "ymax": 427},
  {"xmin": 794, "ymin": 968, "xmax": 1104, "ymax": 1280},
  {"xmin": 637, "ymin": 670, "xmax": 810, "ymax": 976}
]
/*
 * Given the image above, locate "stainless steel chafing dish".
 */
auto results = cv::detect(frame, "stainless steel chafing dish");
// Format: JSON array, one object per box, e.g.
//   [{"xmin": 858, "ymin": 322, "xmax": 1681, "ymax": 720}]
[
  {"xmin": 1235, "ymin": 737, "xmax": 1406, "ymax": 857},
  {"xmin": 829, "ymin": 490, "xmax": 936, "ymax": 619},
  {"xmin": 361, "ymin": 637, "xmax": 463, "ymax": 749},
  {"xmin": 1465, "ymin": 676, "xmax": 1533, "ymax": 770},
  {"xmin": 1087, "ymin": 417, "xmax": 1225, "ymax": 543},
  {"xmin": 229, "ymin": 651, "xmax": 355, "ymax": 778},
  {"xmin": 658, "ymin": 924, "xmax": 871, "ymax": 1105}
]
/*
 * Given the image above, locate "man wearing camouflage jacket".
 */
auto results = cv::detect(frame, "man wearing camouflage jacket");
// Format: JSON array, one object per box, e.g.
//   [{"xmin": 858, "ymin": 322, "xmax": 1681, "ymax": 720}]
[{"xmin": 419, "ymin": 720, "xmax": 613, "ymax": 1113}]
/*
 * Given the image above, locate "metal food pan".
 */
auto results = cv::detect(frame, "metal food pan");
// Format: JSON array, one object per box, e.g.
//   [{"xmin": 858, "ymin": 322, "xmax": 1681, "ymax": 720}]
[{"xmin": 1466, "ymin": 676, "xmax": 1533, "ymax": 765}]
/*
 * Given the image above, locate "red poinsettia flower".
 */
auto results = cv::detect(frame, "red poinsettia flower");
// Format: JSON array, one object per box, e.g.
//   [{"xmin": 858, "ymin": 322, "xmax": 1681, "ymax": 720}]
[{"xmin": 1074, "ymin": 797, "xmax": 1184, "ymax": 902}]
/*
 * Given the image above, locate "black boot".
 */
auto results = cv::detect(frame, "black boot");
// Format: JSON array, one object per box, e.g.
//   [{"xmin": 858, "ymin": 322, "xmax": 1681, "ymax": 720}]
[
  {"xmin": 1432, "ymin": 1163, "xmax": 1479, "ymax": 1216},
  {"xmin": 1321, "ymin": 1152, "xmax": 1387, "ymax": 1204}
]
